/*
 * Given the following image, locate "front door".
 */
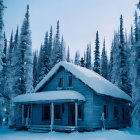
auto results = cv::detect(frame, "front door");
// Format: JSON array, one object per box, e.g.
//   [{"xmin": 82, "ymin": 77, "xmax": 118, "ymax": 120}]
[{"xmin": 68, "ymin": 103, "xmax": 75, "ymax": 126}]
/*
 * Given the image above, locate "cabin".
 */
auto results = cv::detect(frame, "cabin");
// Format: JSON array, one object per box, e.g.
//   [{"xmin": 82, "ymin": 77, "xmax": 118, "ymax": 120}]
[{"xmin": 13, "ymin": 61, "xmax": 132, "ymax": 132}]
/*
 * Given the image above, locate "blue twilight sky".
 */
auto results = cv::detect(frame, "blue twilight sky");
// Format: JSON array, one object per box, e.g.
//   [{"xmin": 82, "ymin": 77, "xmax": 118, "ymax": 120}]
[{"xmin": 4, "ymin": 0, "xmax": 138, "ymax": 59}]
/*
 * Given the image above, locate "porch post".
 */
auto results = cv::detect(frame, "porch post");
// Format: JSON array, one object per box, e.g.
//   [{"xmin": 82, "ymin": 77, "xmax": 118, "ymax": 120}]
[
  {"xmin": 21, "ymin": 105, "xmax": 24, "ymax": 125},
  {"xmin": 30, "ymin": 104, "xmax": 33, "ymax": 125},
  {"xmin": 75, "ymin": 102, "xmax": 78, "ymax": 127},
  {"xmin": 51, "ymin": 102, "xmax": 54, "ymax": 132}
]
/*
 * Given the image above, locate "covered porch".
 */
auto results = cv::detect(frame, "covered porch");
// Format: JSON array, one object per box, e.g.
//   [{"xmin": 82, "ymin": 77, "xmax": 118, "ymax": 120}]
[{"xmin": 13, "ymin": 90, "xmax": 85, "ymax": 132}]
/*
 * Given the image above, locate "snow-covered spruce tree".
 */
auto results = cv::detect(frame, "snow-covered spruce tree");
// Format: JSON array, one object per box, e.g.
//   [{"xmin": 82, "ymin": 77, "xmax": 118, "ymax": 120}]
[
  {"xmin": 134, "ymin": 11, "xmax": 139, "ymax": 43},
  {"xmin": 74, "ymin": 50, "xmax": 80, "ymax": 65},
  {"xmin": 38, "ymin": 44, "xmax": 45, "ymax": 82},
  {"xmin": 60, "ymin": 35, "xmax": 66, "ymax": 61},
  {"xmin": 110, "ymin": 31, "xmax": 120, "ymax": 85},
  {"xmin": 108, "ymin": 41, "xmax": 114, "ymax": 81},
  {"xmin": 0, "ymin": 0, "xmax": 4, "ymax": 71},
  {"xmin": 93, "ymin": 31, "xmax": 100, "ymax": 74},
  {"xmin": 85, "ymin": 43, "xmax": 91, "ymax": 69},
  {"xmin": 48, "ymin": 26, "xmax": 53, "ymax": 68},
  {"xmin": 33, "ymin": 51, "xmax": 38, "ymax": 88},
  {"xmin": 66, "ymin": 46, "xmax": 70, "ymax": 62},
  {"xmin": 43, "ymin": 31, "xmax": 49, "ymax": 75},
  {"xmin": 101, "ymin": 39, "xmax": 108, "ymax": 79},
  {"xmin": 132, "ymin": 2, "xmax": 140, "ymax": 122},
  {"xmin": 130, "ymin": 25, "xmax": 134, "ymax": 45},
  {"xmin": 118, "ymin": 15, "xmax": 131, "ymax": 95},
  {"xmin": 19, "ymin": 5, "xmax": 33, "ymax": 94},
  {"xmin": 6, "ymin": 31, "xmax": 14, "ymax": 95},
  {"xmin": 53, "ymin": 20, "xmax": 61, "ymax": 65}
]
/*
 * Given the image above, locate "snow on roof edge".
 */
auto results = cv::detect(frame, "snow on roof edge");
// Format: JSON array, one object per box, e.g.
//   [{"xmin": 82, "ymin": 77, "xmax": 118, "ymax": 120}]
[
  {"xmin": 35, "ymin": 61, "xmax": 132, "ymax": 102},
  {"xmin": 13, "ymin": 90, "xmax": 85, "ymax": 103}
]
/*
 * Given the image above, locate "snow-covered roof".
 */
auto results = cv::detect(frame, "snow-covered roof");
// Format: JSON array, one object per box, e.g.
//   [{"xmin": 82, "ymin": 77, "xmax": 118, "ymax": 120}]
[
  {"xmin": 35, "ymin": 61, "xmax": 132, "ymax": 102},
  {"xmin": 12, "ymin": 90, "xmax": 85, "ymax": 103}
]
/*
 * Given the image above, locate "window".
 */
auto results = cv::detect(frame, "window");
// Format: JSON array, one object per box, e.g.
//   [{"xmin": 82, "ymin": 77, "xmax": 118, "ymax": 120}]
[
  {"xmin": 24, "ymin": 105, "xmax": 31, "ymax": 118},
  {"xmin": 104, "ymin": 105, "xmax": 108, "ymax": 120},
  {"xmin": 68, "ymin": 76, "xmax": 72, "ymax": 87},
  {"xmin": 42, "ymin": 104, "xmax": 50, "ymax": 121},
  {"xmin": 54, "ymin": 104, "xmax": 61, "ymax": 120},
  {"xmin": 78, "ymin": 104, "xmax": 83, "ymax": 120},
  {"xmin": 59, "ymin": 78, "xmax": 63, "ymax": 88},
  {"xmin": 114, "ymin": 106, "xmax": 118, "ymax": 118},
  {"xmin": 122, "ymin": 108, "xmax": 125, "ymax": 120}
]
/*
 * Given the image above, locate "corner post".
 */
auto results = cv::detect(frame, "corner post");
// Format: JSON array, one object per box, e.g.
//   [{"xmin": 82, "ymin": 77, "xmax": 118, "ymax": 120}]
[
  {"xmin": 21, "ymin": 105, "xmax": 24, "ymax": 126},
  {"xmin": 51, "ymin": 102, "xmax": 54, "ymax": 131},
  {"xmin": 75, "ymin": 102, "xmax": 78, "ymax": 127}
]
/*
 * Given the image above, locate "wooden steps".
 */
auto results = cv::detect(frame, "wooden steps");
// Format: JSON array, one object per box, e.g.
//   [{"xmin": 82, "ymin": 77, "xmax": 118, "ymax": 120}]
[
  {"xmin": 28, "ymin": 125, "xmax": 50, "ymax": 133},
  {"xmin": 27, "ymin": 125, "xmax": 78, "ymax": 133}
]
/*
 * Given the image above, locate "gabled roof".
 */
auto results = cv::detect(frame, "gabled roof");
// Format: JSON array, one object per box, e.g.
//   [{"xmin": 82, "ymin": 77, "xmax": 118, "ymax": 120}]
[
  {"xmin": 35, "ymin": 61, "xmax": 132, "ymax": 102},
  {"xmin": 13, "ymin": 90, "xmax": 85, "ymax": 103}
]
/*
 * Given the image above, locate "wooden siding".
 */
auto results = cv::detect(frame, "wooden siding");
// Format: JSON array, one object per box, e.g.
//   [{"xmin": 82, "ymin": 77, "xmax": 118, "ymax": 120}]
[{"xmin": 36, "ymin": 67, "xmax": 129, "ymax": 129}]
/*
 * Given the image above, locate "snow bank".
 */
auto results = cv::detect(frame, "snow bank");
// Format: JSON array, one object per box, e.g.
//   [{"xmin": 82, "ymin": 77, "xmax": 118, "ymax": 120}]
[
  {"xmin": 12, "ymin": 90, "xmax": 85, "ymax": 103},
  {"xmin": 35, "ymin": 61, "xmax": 132, "ymax": 102},
  {"xmin": 0, "ymin": 127, "xmax": 140, "ymax": 140}
]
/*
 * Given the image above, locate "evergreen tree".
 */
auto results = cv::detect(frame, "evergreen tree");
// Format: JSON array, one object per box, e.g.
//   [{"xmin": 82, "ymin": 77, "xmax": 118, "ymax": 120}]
[
  {"xmin": 108, "ymin": 41, "xmax": 114, "ymax": 81},
  {"xmin": 6, "ymin": 31, "xmax": 14, "ymax": 97},
  {"xmin": 54, "ymin": 20, "xmax": 61, "ymax": 64},
  {"xmin": 85, "ymin": 43, "xmax": 91, "ymax": 69},
  {"xmin": 101, "ymin": 39, "xmax": 108, "ymax": 79},
  {"xmin": 118, "ymin": 15, "xmax": 131, "ymax": 95},
  {"xmin": 93, "ymin": 31, "xmax": 100, "ymax": 74},
  {"xmin": 38, "ymin": 44, "xmax": 44, "ymax": 82},
  {"xmin": 66, "ymin": 46, "xmax": 70, "ymax": 62},
  {"xmin": 18, "ymin": 5, "xmax": 33, "ymax": 94},
  {"xmin": 12, "ymin": 26, "xmax": 20, "ymax": 96},
  {"xmin": 134, "ymin": 11, "xmax": 139, "ymax": 42},
  {"xmin": 33, "ymin": 51, "xmax": 38, "ymax": 88},
  {"xmin": 49, "ymin": 26, "xmax": 53, "ymax": 68},
  {"xmin": 43, "ymin": 31, "xmax": 49, "ymax": 75},
  {"xmin": 132, "ymin": 1, "xmax": 140, "ymax": 119},
  {"xmin": 0, "ymin": 0, "xmax": 4, "ymax": 71},
  {"xmin": 60, "ymin": 36, "xmax": 66, "ymax": 61},
  {"xmin": 111, "ymin": 31, "xmax": 120, "ymax": 84},
  {"xmin": 130, "ymin": 25, "xmax": 134, "ymax": 45},
  {"xmin": 74, "ymin": 50, "xmax": 80, "ymax": 65}
]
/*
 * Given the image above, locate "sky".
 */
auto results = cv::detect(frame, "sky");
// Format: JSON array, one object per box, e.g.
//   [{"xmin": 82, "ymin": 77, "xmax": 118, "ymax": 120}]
[{"xmin": 4, "ymin": 0, "xmax": 138, "ymax": 59}]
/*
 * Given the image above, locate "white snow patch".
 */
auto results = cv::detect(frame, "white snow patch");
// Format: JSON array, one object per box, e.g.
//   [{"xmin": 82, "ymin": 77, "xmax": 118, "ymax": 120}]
[
  {"xmin": 35, "ymin": 61, "xmax": 132, "ymax": 102},
  {"xmin": 12, "ymin": 90, "xmax": 85, "ymax": 103},
  {"xmin": 0, "ymin": 127, "xmax": 140, "ymax": 140}
]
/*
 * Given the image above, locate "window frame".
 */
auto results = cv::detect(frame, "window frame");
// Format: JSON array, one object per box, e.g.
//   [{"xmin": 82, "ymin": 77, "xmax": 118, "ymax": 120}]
[
  {"xmin": 114, "ymin": 106, "xmax": 118, "ymax": 119},
  {"xmin": 54, "ymin": 104, "xmax": 62, "ymax": 120},
  {"xmin": 68, "ymin": 75, "xmax": 72, "ymax": 87},
  {"xmin": 78, "ymin": 104, "xmax": 84, "ymax": 120},
  {"xmin": 104, "ymin": 105, "xmax": 108, "ymax": 120},
  {"xmin": 42, "ymin": 104, "xmax": 50, "ymax": 121},
  {"xmin": 58, "ymin": 77, "xmax": 63, "ymax": 88}
]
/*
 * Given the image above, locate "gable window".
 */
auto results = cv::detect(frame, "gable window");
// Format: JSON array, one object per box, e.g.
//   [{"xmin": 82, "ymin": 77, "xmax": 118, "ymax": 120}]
[
  {"xmin": 54, "ymin": 104, "xmax": 61, "ymax": 120},
  {"xmin": 59, "ymin": 78, "xmax": 63, "ymax": 88},
  {"xmin": 104, "ymin": 105, "xmax": 108, "ymax": 120},
  {"xmin": 42, "ymin": 104, "xmax": 50, "ymax": 121},
  {"xmin": 114, "ymin": 106, "xmax": 118, "ymax": 118},
  {"xmin": 68, "ymin": 76, "xmax": 72, "ymax": 87},
  {"xmin": 78, "ymin": 104, "xmax": 83, "ymax": 120}
]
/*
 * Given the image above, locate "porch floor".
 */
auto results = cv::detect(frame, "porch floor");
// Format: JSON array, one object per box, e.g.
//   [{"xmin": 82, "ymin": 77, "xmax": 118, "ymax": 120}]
[{"xmin": 27, "ymin": 125, "xmax": 85, "ymax": 133}]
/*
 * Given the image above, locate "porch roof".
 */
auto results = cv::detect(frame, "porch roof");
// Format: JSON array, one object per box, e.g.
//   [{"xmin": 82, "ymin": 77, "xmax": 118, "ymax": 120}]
[{"xmin": 12, "ymin": 90, "xmax": 85, "ymax": 103}]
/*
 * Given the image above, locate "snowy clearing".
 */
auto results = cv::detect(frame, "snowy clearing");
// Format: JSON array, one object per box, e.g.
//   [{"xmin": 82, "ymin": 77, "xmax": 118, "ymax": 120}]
[{"xmin": 0, "ymin": 127, "xmax": 140, "ymax": 140}]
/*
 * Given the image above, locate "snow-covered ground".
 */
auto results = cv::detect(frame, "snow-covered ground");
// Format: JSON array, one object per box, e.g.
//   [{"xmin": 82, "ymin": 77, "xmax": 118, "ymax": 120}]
[{"xmin": 0, "ymin": 127, "xmax": 140, "ymax": 140}]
